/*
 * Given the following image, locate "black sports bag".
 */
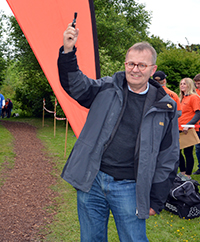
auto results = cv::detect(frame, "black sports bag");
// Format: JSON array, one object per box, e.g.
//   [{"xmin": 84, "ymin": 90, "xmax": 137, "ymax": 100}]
[{"xmin": 165, "ymin": 176, "xmax": 200, "ymax": 219}]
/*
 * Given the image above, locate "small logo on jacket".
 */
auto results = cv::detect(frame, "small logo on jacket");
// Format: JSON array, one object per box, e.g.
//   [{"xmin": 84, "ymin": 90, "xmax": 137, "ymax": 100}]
[
  {"xmin": 159, "ymin": 122, "xmax": 164, "ymax": 126},
  {"xmin": 167, "ymin": 104, "xmax": 172, "ymax": 109}
]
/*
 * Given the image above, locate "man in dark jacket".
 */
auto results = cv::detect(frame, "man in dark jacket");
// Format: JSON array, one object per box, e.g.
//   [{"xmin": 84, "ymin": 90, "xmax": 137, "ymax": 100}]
[
  {"xmin": 58, "ymin": 22, "xmax": 180, "ymax": 242},
  {"xmin": 2, "ymin": 98, "xmax": 13, "ymax": 118}
]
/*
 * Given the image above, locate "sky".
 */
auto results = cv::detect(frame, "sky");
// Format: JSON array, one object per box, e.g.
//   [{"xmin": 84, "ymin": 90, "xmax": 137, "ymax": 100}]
[
  {"xmin": 1, "ymin": 1, "xmax": 13, "ymax": 15},
  {"xmin": 141, "ymin": 0, "xmax": 200, "ymax": 45},
  {"xmin": 1, "ymin": 0, "xmax": 199, "ymax": 46}
]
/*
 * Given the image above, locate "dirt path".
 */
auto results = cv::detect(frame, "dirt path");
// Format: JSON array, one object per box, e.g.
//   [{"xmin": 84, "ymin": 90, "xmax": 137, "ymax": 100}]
[{"xmin": 0, "ymin": 120, "xmax": 57, "ymax": 241}]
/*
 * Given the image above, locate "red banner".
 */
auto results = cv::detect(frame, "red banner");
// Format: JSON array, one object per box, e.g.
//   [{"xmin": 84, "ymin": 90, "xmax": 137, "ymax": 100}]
[{"xmin": 6, "ymin": 0, "xmax": 100, "ymax": 137}]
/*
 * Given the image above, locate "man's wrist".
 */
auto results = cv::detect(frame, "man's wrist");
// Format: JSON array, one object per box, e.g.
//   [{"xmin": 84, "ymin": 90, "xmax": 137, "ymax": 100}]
[{"xmin": 63, "ymin": 46, "xmax": 73, "ymax": 54}]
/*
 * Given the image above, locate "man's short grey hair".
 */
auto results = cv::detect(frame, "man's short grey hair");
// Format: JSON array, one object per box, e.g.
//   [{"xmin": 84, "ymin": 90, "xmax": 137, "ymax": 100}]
[{"xmin": 125, "ymin": 42, "xmax": 157, "ymax": 65}]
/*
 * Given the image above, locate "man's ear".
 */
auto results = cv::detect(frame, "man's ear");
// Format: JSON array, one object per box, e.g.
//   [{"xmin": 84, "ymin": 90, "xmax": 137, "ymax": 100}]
[{"xmin": 151, "ymin": 65, "xmax": 157, "ymax": 76}]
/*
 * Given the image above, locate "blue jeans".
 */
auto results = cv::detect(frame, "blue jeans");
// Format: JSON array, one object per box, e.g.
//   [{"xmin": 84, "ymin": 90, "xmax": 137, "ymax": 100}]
[
  {"xmin": 77, "ymin": 171, "xmax": 148, "ymax": 242},
  {"xmin": 195, "ymin": 130, "xmax": 200, "ymax": 169}
]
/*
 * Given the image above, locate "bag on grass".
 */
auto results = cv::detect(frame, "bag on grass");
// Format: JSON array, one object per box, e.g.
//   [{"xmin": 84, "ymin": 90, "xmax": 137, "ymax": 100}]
[{"xmin": 165, "ymin": 176, "xmax": 200, "ymax": 219}]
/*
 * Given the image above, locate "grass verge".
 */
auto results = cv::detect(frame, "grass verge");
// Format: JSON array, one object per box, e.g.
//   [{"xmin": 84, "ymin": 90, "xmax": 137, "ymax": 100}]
[{"xmin": 0, "ymin": 121, "xmax": 15, "ymax": 186}]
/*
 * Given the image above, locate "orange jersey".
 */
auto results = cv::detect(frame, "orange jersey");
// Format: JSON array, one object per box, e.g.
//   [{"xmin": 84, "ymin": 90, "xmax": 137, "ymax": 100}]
[
  {"xmin": 196, "ymin": 88, "xmax": 200, "ymax": 96},
  {"xmin": 178, "ymin": 94, "xmax": 200, "ymax": 131},
  {"xmin": 163, "ymin": 86, "xmax": 181, "ymax": 111}
]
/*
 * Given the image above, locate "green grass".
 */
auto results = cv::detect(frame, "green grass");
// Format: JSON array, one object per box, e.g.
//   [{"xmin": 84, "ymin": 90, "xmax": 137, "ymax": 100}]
[
  {"xmin": 1, "ymin": 117, "xmax": 200, "ymax": 241},
  {"xmin": 0, "ymin": 121, "xmax": 15, "ymax": 186}
]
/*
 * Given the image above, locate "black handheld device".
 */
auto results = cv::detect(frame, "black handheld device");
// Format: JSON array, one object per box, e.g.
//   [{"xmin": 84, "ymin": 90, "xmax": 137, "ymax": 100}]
[{"xmin": 72, "ymin": 12, "xmax": 78, "ymax": 28}]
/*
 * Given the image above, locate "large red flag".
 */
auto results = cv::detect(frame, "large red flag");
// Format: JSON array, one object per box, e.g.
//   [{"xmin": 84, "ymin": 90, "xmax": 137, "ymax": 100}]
[{"xmin": 6, "ymin": 0, "xmax": 100, "ymax": 137}]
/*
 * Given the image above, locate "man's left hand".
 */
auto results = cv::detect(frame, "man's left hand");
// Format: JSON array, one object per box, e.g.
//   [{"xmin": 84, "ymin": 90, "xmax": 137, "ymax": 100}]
[{"xmin": 149, "ymin": 208, "xmax": 156, "ymax": 216}]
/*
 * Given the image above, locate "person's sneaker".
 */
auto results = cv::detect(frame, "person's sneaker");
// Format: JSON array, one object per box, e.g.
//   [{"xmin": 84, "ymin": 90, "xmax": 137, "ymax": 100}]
[
  {"xmin": 177, "ymin": 172, "xmax": 191, "ymax": 181},
  {"xmin": 193, "ymin": 169, "xmax": 200, "ymax": 175}
]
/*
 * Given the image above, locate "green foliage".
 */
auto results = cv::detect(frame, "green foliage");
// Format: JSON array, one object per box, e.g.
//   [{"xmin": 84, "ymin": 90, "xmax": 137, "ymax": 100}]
[
  {"xmin": 0, "ymin": 11, "xmax": 7, "ymax": 86},
  {"xmin": 147, "ymin": 35, "xmax": 176, "ymax": 55},
  {"xmin": 94, "ymin": 0, "xmax": 152, "ymax": 67},
  {"xmin": 5, "ymin": 16, "xmax": 55, "ymax": 117},
  {"xmin": 99, "ymin": 48, "xmax": 124, "ymax": 76},
  {"xmin": 14, "ymin": 70, "xmax": 54, "ymax": 117},
  {"xmin": 0, "ymin": 50, "xmax": 6, "ymax": 86},
  {"xmin": 1, "ymin": 61, "xmax": 28, "ymax": 113},
  {"xmin": 179, "ymin": 43, "xmax": 200, "ymax": 53},
  {"xmin": 156, "ymin": 49, "xmax": 200, "ymax": 92},
  {"xmin": 93, "ymin": 0, "xmax": 177, "ymax": 76}
]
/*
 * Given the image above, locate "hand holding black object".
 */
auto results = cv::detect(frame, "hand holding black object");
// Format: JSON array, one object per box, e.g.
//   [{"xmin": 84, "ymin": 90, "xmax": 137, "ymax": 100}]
[{"xmin": 72, "ymin": 12, "xmax": 78, "ymax": 28}]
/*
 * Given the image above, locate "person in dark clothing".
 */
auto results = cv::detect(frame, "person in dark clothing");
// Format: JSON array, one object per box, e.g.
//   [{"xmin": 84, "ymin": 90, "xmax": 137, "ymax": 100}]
[
  {"xmin": 57, "ymin": 22, "xmax": 180, "ymax": 242},
  {"xmin": 2, "ymin": 98, "xmax": 13, "ymax": 118},
  {"xmin": 6, "ymin": 99, "xmax": 13, "ymax": 118}
]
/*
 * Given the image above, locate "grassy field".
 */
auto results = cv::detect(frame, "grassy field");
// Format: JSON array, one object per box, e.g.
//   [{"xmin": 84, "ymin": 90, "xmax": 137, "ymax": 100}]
[
  {"xmin": 1, "ymin": 117, "xmax": 200, "ymax": 242},
  {"xmin": 0, "ymin": 122, "xmax": 15, "ymax": 186}
]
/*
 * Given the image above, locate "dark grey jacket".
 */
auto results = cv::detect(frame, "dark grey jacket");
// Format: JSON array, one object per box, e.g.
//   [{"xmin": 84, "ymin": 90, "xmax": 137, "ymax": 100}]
[{"xmin": 58, "ymin": 47, "xmax": 180, "ymax": 219}]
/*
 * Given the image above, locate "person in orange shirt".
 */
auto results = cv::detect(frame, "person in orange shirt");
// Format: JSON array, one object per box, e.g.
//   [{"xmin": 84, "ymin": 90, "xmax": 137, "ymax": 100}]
[
  {"xmin": 178, "ymin": 77, "xmax": 200, "ymax": 180},
  {"xmin": 153, "ymin": 71, "xmax": 182, "ymax": 117},
  {"xmin": 193, "ymin": 74, "xmax": 200, "ymax": 175}
]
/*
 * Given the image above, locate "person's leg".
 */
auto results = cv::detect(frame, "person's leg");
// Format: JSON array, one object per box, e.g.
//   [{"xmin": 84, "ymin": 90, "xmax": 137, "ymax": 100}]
[
  {"xmin": 1, "ymin": 108, "xmax": 5, "ymax": 118},
  {"xmin": 195, "ymin": 130, "xmax": 200, "ymax": 171},
  {"xmin": 77, "ymin": 171, "xmax": 149, "ymax": 242},
  {"xmin": 107, "ymin": 179, "xmax": 148, "ymax": 242},
  {"xmin": 183, "ymin": 145, "xmax": 194, "ymax": 176},
  {"xmin": 7, "ymin": 109, "xmax": 11, "ymax": 118},
  {"xmin": 77, "ymin": 171, "xmax": 110, "ymax": 242},
  {"xmin": 179, "ymin": 150, "xmax": 186, "ymax": 172}
]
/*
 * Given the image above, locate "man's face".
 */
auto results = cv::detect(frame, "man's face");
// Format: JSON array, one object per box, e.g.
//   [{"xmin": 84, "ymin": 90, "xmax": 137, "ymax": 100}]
[
  {"xmin": 195, "ymin": 81, "xmax": 200, "ymax": 90},
  {"xmin": 125, "ymin": 49, "xmax": 157, "ymax": 93}
]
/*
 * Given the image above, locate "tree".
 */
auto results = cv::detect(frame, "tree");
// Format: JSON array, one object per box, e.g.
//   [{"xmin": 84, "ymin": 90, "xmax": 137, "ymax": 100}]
[
  {"xmin": 147, "ymin": 35, "xmax": 176, "ymax": 55},
  {"xmin": 156, "ymin": 49, "xmax": 200, "ymax": 93},
  {"xmin": 0, "ymin": 11, "xmax": 7, "ymax": 86},
  {"xmin": 93, "ymin": 0, "xmax": 176, "ymax": 75},
  {"xmin": 93, "ymin": 0, "xmax": 152, "ymax": 67},
  {"xmin": 0, "ymin": 50, "xmax": 6, "ymax": 86},
  {"xmin": 6, "ymin": 16, "xmax": 55, "ymax": 117}
]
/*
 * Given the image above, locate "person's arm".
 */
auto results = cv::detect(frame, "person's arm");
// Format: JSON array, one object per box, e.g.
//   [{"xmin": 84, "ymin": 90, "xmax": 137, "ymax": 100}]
[
  {"xmin": 187, "ymin": 110, "xmax": 200, "ymax": 124},
  {"xmin": 58, "ymin": 22, "xmax": 107, "ymax": 108},
  {"xmin": 182, "ymin": 110, "xmax": 200, "ymax": 134},
  {"xmin": 177, "ymin": 110, "xmax": 182, "ymax": 118}
]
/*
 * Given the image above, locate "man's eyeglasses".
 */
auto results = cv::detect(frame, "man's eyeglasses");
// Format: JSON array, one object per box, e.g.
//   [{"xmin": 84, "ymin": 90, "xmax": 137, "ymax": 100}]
[{"xmin": 125, "ymin": 61, "xmax": 154, "ymax": 71}]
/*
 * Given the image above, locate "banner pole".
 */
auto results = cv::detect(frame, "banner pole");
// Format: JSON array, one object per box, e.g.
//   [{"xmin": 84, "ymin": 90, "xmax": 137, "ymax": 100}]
[
  {"xmin": 54, "ymin": 98, "xmax": 57, "ymax": 137},
  {"xmin": 42, "ymin": 98, "xmax": 45, "ymax": 127}
]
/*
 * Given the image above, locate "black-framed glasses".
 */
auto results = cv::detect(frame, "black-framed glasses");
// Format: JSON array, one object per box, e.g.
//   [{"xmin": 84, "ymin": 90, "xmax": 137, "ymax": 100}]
[{"xmin": 125, "ymin": 61, "xmax": 155, "ymax": 71}]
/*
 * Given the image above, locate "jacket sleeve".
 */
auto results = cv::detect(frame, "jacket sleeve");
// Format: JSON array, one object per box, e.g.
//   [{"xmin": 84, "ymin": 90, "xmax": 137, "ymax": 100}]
[
  {"xmin": 57, "ymin": 46, "xmax": 106, "ymax": 109},
  {"xmin": 150, "ymin": 109, "xmax": 180, "ymax": 214}
]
